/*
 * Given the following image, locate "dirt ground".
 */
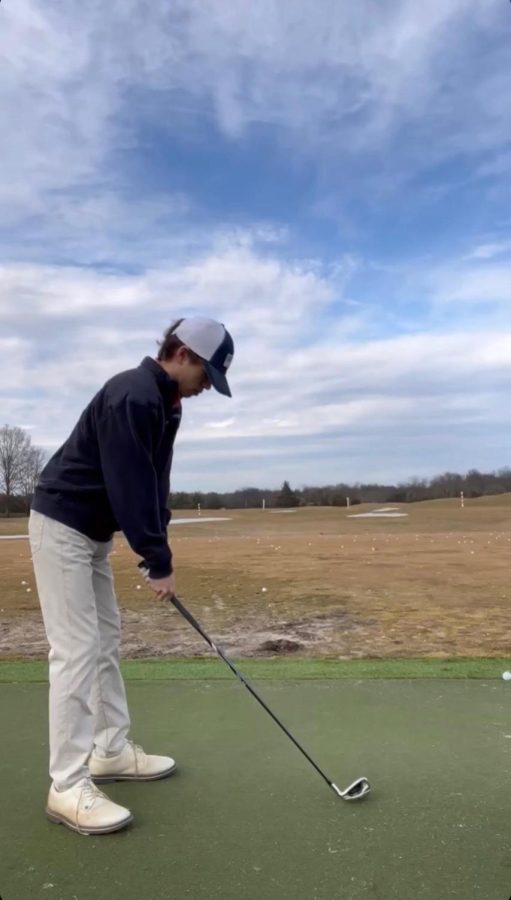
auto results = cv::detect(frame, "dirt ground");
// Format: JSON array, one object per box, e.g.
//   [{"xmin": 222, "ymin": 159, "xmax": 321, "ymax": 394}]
[{"xmin": 1, "ymin": 496, "xmax": 511, "ymax": 659}]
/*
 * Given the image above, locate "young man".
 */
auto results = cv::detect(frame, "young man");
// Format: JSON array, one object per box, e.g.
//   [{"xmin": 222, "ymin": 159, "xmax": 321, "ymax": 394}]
[{"xmin": 29, "ymin": 316, "xmax": 234, "ymax": 835}]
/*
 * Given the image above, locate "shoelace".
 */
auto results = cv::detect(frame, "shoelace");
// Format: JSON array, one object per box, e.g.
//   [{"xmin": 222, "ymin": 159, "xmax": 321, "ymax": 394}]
[
  {"xmin": 76, "ymin": 778, "xmax": 108, "ymax": 834},
  {"xmin": 126, "ymin": 740, "xmax": 146, "ymax": 775}
]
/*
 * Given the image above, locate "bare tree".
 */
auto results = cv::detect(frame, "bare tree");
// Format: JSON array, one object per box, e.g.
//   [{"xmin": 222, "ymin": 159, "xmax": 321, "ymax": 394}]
[
  {"xmin": 0, "ymin": 425, "xmax": 47, "ymax": 516},
  {"xmin": 0, "ymin": 425, "xmax": 32, "ymax": 516},
  {"xmin": 18, "ymin": 444, "xmax": 47, "ymax": 514}
]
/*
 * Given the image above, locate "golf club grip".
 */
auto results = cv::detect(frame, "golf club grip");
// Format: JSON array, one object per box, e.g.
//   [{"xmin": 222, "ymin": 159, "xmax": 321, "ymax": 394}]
[{"xmin": 166, "ymin": 594, "xmax": 334, "ymax": 789}]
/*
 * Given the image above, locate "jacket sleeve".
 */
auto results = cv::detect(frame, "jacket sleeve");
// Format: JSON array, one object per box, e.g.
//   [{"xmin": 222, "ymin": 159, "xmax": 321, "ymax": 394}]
[{"xmin": 96, "ymin": 397, "xmax": 173, "ymax": 579}]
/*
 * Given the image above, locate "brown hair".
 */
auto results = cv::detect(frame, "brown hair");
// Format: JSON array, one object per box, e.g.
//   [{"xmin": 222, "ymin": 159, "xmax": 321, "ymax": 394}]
[{"xmin": 156, "ymin": 319, "xmax": 202, "ymax": 364}]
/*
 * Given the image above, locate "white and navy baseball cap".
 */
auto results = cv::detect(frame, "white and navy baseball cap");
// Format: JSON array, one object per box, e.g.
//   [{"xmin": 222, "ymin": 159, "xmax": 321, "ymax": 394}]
[{"xmin": 174, "ymin": 317, "xmax": 234, "ymax": 397}]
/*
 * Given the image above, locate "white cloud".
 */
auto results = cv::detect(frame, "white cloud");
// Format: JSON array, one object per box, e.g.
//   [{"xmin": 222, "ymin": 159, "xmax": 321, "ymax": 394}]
[
  {"xmin": 1, "ymin": 0, "xmax": 508, "ymax": 232},
  {"xmin": 206, "ymin": 418, "xmax": 236, "ymax": 430},
  {"xmin": 430, "ymin": 263, "xmax": 511, "ymax": 306},
  {"xmin": 3, "ymin": 243, "xmax": 511, "ymax": 489},
  {"xmin": 2, "ymin": 2, "xmax": 510, "ymax": 488},
  {"xmin": 0, "ymin": 244, "xmax": 340, "ymax": 452},
  {"xmin": 0, "ymin": 241, "xmax": 336, "ymax": 328},
  {"xmin": 467, "ymin": 241, "xmax": 511, "ymax": 260},
  {"xmin": 1, "ymin": 2, "xmax": 117, "ymax": 223}
]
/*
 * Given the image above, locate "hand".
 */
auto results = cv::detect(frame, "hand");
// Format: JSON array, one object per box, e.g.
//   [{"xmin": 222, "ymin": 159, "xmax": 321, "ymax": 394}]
[{"xmin": 143, "ymin": 571, "xmax": 176, "ymax": 601}]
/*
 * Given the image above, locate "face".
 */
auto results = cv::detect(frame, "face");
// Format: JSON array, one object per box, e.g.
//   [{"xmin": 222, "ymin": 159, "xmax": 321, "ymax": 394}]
[{"xmin": 175, "ymin": 348, "xmax": 211, "ymax": 398}]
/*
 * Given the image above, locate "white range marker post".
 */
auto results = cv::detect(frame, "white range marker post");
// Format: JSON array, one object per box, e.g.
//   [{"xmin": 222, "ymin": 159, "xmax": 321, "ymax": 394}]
[
  {"xmin": 262, "ymin": 499, "xmax": 266, "ymax": 511},
  {"xmin": 346, "ymin": 496, "xmax": 350, "ymax": 508},
  {"xmin": 198, "ymin": 503, "xmax": 201, "ymax": 517},
  {"xmin": 460, "ymin": 491, "xmax": 464, "ymax": 508}
]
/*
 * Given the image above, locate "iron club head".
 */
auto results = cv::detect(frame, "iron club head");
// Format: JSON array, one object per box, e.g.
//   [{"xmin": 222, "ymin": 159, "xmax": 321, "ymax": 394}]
[{"xmin": 331, "ymin": 778, "xmax": 371, "ymax": 801}]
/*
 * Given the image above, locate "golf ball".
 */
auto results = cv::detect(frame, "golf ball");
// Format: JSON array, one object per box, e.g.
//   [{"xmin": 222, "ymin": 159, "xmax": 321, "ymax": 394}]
[{"xmin": 502, "ymin": 671, "xmax": 511, "ymax": 681}]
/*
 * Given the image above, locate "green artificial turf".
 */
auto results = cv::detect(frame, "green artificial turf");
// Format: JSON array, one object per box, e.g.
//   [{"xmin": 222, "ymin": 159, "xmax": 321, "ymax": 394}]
[
  {"xmin": 1, "ymin": 678, "xmax": 511, "ymax": 899},
  {"xmin": 1, "ymin": 656, "xmax": 510, "ymax": 683}
]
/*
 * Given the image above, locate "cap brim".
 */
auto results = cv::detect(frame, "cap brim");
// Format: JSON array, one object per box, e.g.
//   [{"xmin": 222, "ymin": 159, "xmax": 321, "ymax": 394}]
[{"xmin": 204, "ymin": 362, "xmax": 232, "ymax": 397}]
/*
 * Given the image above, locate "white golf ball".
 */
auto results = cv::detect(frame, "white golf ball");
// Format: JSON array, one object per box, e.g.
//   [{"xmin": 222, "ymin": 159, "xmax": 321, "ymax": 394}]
[{"xmin": 502, "ymin": 671, "xmax": 511, "ymax": 681}]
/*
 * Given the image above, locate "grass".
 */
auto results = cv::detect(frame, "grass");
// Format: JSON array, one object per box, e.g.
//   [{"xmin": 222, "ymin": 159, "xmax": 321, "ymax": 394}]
[
  {"xmin": 3, "ymin": 496, "xmax": 511, "ymax": 659},
  {"xmin": 1, "ymin": 656, "xmax": 510, "ymax": 683}
]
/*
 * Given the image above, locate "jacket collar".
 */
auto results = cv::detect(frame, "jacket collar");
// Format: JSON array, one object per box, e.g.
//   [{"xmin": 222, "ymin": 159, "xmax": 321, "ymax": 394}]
[{"xmin": 140, "ymin": 357, "xmax": 181, "ymax": 407}]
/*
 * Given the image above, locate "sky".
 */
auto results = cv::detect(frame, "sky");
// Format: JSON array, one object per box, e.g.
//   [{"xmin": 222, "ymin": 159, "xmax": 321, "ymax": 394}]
[{"xmin": 1, "ymin": 0, "xmax": 511, "ymax": 492}]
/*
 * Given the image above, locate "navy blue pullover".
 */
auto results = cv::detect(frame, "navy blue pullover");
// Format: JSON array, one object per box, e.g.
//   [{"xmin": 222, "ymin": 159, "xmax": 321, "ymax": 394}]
[{"xmin": 32, "ymin": 357, "xmax": 182, "ymax": 579}]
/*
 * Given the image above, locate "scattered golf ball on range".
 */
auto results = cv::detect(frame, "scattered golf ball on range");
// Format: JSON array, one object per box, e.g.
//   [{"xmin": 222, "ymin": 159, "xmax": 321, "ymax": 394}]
[{"xmin": 502, "ymin": 671, "xmax": 511, "ymax": 681}]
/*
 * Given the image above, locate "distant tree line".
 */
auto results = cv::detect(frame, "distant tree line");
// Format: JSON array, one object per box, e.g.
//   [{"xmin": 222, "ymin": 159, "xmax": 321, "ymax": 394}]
[
  {"xmin": 1, "ymin": 424, "xmax": 511, "ymax": 516},
  {"xmin": 170, "ymin": 469, "xmax": 511, "ymax": 510}
]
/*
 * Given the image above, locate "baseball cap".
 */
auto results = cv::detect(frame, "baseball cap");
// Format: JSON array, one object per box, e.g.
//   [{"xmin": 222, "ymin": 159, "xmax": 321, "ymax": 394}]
[{"xmin": 174, "ymin": 317, "xmax": 234, "ymax": 397}]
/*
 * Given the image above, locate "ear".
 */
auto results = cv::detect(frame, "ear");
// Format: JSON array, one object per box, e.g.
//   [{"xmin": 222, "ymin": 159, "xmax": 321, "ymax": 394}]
[{"xmin": 176, "ymin": 345, "xmax": 189, "ymax": 364}]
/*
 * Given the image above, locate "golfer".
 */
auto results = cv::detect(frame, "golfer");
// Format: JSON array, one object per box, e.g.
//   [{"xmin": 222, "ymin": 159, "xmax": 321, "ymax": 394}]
[{"xmin": 28, "ymin": 317, "xmax": 234, "ymax": 835}]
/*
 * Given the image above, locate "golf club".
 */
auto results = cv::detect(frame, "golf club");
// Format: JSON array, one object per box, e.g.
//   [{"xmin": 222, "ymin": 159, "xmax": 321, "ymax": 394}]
[{"xmin": 140, "ymin": 570, "xmax": 370, "ymax": 802}]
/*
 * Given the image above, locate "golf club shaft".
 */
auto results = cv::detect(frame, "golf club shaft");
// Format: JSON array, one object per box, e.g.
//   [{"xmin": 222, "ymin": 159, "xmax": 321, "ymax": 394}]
[{"xmin": 168, "ymin": 593, "xmax": 336, "ymax": 792}]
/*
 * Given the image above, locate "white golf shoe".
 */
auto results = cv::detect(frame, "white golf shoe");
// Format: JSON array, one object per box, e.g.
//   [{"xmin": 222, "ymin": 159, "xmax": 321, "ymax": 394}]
[
  {"xmin": 46, "ymin": 777, "xmax": 133, "ymax": 835},
  {"xmin": 88, "ymin": 740, "xmax": 176, "ymax": 783}
]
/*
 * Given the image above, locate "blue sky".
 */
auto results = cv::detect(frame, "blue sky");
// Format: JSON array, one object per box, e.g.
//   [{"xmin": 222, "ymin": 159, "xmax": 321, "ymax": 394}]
[{"xmin": 1, "ymin": 0, "xmax": 511, "ymax": 491}]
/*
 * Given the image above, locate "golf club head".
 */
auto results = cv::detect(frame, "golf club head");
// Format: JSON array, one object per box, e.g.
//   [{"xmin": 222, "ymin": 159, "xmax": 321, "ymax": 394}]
[{"xmin": 332, "ymin": 777, "xmax": 371, "ymax": 801}]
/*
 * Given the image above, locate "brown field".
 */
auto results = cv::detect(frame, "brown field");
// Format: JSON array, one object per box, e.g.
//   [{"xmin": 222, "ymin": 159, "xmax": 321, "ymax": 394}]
[{"xmin": 1, "ymin": 495, "xmax": 511, "ymax": 660}]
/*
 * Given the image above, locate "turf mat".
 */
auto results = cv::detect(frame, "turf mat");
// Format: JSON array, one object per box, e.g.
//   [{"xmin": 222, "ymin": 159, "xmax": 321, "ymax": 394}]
[{"xmin": 1, "ymin": 679, "xmax": 511, "ymax": 899}]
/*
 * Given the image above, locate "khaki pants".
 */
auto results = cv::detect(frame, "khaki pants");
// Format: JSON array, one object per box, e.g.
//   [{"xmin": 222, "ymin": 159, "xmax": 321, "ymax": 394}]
[{"xmin": 29, "ymin": 509, "xmax": 131, "ymax": 790}]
